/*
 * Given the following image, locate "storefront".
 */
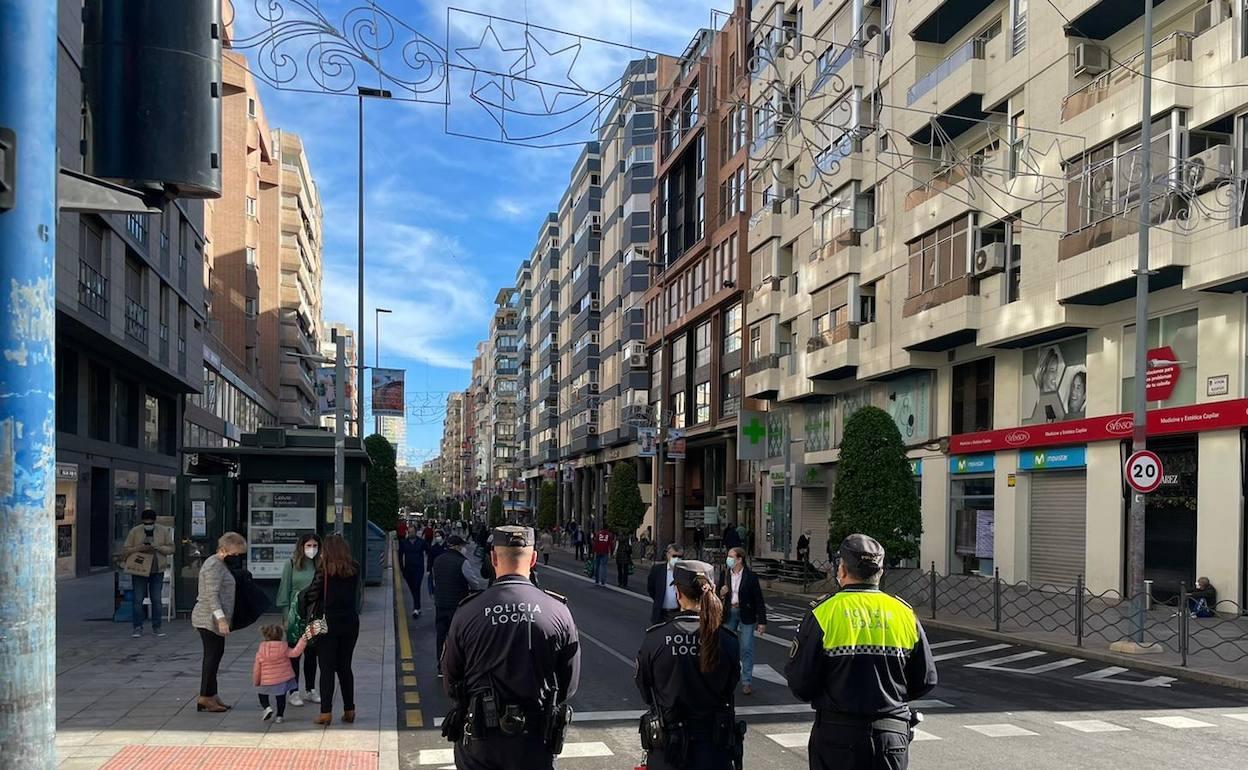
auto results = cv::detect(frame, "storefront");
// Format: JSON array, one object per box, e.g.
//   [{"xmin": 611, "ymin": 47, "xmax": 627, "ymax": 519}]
[
  {"xmin": 1019, "ymin": 447, "xmax": 1088, "ymax": 588},
  {"xmin": 1144, "ymin": 438, "xmax": 1197, "ymax": 600},
  {"xmin": 949, "ymin": 454, "xmax": 994, "ymax": 576},
  {"xmin": 55, "ymin": 463, "xmax": 79, "ymax": 579}
]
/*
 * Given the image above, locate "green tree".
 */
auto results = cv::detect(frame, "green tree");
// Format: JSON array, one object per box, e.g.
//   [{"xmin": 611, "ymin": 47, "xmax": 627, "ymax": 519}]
[
  {"xmin": 363, "ymin": 434, "xmax": 399, "ymax": 531},
  {"xmin": 398, "ymin": 469, "xmax": 441, "ymax": 513},
  {"xmin": 829, "ymin": 405, "xmax": 922, "ymax": 562},
  {"xmin": 606, "ymin": 461, "xmax": 646, "ymax": 535},
  {"xmin": 537, "ymin": 480, "xmax": 557, "ymax": 530},
  {"xmin": 488, "ymin": 494, "xmax": 505, "ymax": 527}
]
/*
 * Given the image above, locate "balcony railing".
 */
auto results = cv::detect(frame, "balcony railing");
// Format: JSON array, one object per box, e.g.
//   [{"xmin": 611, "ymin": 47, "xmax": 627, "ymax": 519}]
[
  {"xmin": 746, "ymin": 352, "xmax": 781, "ymax": 375},
  {"xmin": 1061, "ymin": 32, "xmax": 1194, "ymax": 123},
  {"xmin": 125, "ymin": 298, "xmax": 148, "ymax": 344},
  {"xmin": 126, "ymin": 214, "xmax": 148, "ymax": 245},
  {"xmin": 77, "ymin": 260, "xmax": 108, "ymax": 319},
  {"xmin": 907, "ymin": 36, "xmax": 986, "ymax": 105},
  {"xmin": 903, "ymin": 157, "xmax": 987, "ymax": 211}
]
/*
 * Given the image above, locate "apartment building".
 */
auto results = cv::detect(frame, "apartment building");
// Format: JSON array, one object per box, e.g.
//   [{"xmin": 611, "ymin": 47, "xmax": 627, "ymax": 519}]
[
  {"xmin": 186, "ymin": 50, "xmax": 281, "ymax": 453},
  {"xmin": 52, "ymin": 1, "xmax": 206, "ymax": 577},
  {"xmin": 319, "ymin": 322, "xmax": 358, "ymax": 437},
  {"xmin": 744, "ymin": 0, "xmax": 1248, "ymax": 605},
  {"xmin": 379, "ymin": 415, "xmax": 407, "ymax": 462},
  {"xmin": 440, "ymin": 390, "xmax": 474, "ymax": 498},
  {"xmin": 643, "ymin": 11, "xmax": 753, "ymax": 547},
  {"xmin": 273, "ymin": 130, "xmax": 324, "ymax": 427},
  {"xmin": 523, "ymin": 217, "xmax": 563, "ymax": 490}
]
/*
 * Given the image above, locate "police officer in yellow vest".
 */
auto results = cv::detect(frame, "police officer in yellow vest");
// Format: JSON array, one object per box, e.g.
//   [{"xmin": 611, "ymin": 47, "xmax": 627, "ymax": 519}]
[{"xmin": 784, "ymin": 534, "xmax": 937, "ymax": 770}]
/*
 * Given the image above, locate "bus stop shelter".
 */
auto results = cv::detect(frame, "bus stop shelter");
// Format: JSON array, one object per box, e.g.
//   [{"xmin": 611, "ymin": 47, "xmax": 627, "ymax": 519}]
[{"xmin": 175, "ymin": 427, "xmax": 372, "ymax": 613}]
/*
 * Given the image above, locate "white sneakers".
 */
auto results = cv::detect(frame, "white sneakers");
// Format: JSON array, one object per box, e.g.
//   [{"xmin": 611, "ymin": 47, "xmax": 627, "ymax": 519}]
[
  {"xmin": 288, "ymin": 691, "xmax": 304, "ymax": 707},
  {"xmin": 262, "ymin": 706, "xmax": 274, "ymax": 721},
  {"xmin": 305, "ymin": 689, "xmax": 321, "ymax": 704}
]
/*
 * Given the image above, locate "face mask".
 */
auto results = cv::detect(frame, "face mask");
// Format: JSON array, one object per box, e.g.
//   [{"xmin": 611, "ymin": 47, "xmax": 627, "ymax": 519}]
[
  {"xmin": 668, "ymin": 556, "xmax": 679, "ymax": 568},
  {"xmin": 726, "ymin": 556, "xmax": 737, "ymax": 569},
  {"xmin": 304, "ymin": 546, "xmax": 319, "ymax": 559},
  {"xmin": 143, "ymin": 523, "xmax": 155, "ymax": 532},
  {"xmin": 434, "ymin": 537, "xmax": 443, "ymax": 545}
]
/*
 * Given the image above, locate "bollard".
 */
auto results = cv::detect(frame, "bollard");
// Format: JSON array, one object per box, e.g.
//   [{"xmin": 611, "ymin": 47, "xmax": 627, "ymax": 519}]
[
  {"xmin": 993, "ymin": 567, "xmax": 1002, "ymax": 632},
  {"xmin": 1075, "ymin": 574, "xmax": 1084, "ymax": 648},
  {"xmin": 929, "ymin": 561, "xmax": 937, "ymax": 621},
  {"xmin": 1179, "ymin": 581, "xmax": 1188, "ymax": 667}
]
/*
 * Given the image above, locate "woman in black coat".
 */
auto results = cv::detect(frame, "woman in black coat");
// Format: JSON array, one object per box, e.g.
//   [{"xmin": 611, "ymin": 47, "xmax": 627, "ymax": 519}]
[{"xmin": 302, "ymin": 534, "xmax": 362, "ymax": 725}]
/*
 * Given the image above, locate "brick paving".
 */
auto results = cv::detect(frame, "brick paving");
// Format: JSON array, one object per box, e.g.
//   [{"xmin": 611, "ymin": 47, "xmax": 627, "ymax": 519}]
[{"xmin": 54, "ymin": 566, "xmax": 399, "ymax": 770}]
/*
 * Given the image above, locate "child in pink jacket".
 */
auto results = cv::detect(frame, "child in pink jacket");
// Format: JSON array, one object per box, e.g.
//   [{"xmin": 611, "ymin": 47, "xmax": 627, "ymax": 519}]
[{"xmin": 254, "ymin": 623, "xmax": 311, "ymax": 723}]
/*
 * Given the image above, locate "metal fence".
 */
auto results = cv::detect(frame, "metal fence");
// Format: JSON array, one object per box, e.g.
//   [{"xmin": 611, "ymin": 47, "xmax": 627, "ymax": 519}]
[{"xmin": 782, "ymin": 560, "xmax": 1248, "ymax": 667}]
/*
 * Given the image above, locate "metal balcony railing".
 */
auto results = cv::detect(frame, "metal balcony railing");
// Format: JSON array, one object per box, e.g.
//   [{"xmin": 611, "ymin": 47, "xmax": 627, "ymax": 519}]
[
  {"xmin": 77, "ymin": 260, "xmax": 108, "ymax": 319},
  {"xmin": 907, "ymin": 36, "xmax": 987, "ymax": 105},
  {"xmin": 1061, "ymin": 32, "xmax": 1194, "ymax": 122},
  {"xmin": 125, "ymin": 298, "xmax": 148, "ymax": 344}
]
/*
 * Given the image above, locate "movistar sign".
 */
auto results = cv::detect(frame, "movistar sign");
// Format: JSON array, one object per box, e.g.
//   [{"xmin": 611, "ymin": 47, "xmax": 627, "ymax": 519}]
[
  {"xmin": 949, "ymin": 454, "xmax": 994, "ymax": 474},
  {"xmin": 1018, "ymin": 446, "xmax": 1086, "ymax": 471}
]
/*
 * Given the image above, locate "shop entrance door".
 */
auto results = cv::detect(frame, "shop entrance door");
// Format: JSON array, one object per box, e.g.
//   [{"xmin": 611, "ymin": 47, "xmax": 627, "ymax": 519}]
[{"xmin": 1144, "ymin": 439, "xmax": 1197, "ymax": 602}]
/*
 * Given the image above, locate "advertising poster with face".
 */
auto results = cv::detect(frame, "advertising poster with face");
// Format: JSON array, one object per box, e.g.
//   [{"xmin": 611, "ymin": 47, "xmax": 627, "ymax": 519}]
[
  {"xmin": 247, "ymin": 484, "xmax": 317, "ymax": 578},
  {"xmin": 1022, "ymin": 337, "xmax": 1088, "ymax": 425},
  {"xmin": 885, "ymin": 372, "xmax": 933, "ymax": 444}
]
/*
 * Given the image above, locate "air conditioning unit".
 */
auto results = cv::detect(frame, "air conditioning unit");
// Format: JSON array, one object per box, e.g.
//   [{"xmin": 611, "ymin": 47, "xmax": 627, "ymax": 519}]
[
  {"xmin": 588, "ymin": 382, "xmax": 600, "ymax": 393},
  {"xmin": 1195, "ymin": 0, "xmax": 1232, "ymax": 35},
  {"xmin": 590, "ymin": 299, "xmax": 601, "ymax": 311},
  {"xmin": 973, "ymin": 242, "xmax": 1007, "ymax": 277},
  {"xmin": 588, "ymin": 425, "xmax": 598, "ymax": 435},
  {"xmin": 1074, "ymin": 43, "xmax": 1109, "ymax": 77},
  {"xmin": 1185, "ymin": 143, "xmax": 1233, "ymax": 191}
]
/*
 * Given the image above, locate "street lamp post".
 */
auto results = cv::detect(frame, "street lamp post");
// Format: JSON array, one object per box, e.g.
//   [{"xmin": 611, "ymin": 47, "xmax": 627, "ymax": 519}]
[
  {"xmin": 287, "ymin": 335, "xmax": 346, "ymax": 536},
  {"xmin": 374, "ymin": 306, "xmax": 392, "ymax": 435},
  {"xmin": 356, "ymin": 86, "xmax": 392, "ymax": 436}
]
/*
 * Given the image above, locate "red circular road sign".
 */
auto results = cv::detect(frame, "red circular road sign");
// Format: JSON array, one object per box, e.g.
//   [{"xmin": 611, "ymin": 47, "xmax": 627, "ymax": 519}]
[{"xmin": 1125, "ymin": 450, "xmax": 1164, "ymax": 494}]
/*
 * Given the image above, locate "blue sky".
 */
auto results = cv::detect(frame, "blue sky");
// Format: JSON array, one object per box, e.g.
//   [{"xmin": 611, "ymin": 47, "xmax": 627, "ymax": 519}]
[{"xmin": 239, "ymin": 0, "xmax": 726, "ymax": 464}]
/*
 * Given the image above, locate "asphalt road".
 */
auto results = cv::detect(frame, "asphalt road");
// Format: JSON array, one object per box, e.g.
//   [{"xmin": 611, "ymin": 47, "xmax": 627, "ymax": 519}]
[{"xmin": 396, "ymin": 553, "xmax": 1248, "ymax": 769}]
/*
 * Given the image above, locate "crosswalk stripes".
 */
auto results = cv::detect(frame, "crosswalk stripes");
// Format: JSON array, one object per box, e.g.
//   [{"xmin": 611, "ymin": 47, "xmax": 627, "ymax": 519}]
[
  {"xmin": 1055, "ymin": 719, "xmax": 1130, "ymax": 733},
  {"xmin": 416, "ymin": 742, "xmax": 612, "ymax": 765},
  {"xmin": 1226, "ymin": 713, "xmax": 1248, "ymax": 723},
  {"xmin": 931, "ymin": 643, "xmax": 1013, "ymax": 662},
  {"xmin": 1140, "ymin": 715, "xmax": 1217, "ymax": 729}
]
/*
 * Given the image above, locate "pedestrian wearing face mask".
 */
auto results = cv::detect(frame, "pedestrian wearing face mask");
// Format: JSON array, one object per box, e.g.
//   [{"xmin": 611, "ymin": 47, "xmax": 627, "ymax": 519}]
[
  {"xmin": 276, "ymin": 533, "xmax": 323, "ymax": 707},
  {"xmin": 431, "ymin": 535, "xmax": 489, "ymax": 669},
  {"xmin": 428, "ymin": 532, "xmax": 447, "ymax": 596},
  {"xmin": 122, "ymin": 508, "xmax": 174, "ymax": 638},
  {"xmin": 399, "ymin": 525, "xmax": 430, "ymax": 619},
  {"xmin": 716, "ymin": 548, "xmax": 766, "ymax": 695},
  {"xmin": 647, "ymin": 543, "xmax": 686, "ymax": 624},
  {"xmin": 191, "ymin": 532, "xmax": 248, "ymax": 712}
]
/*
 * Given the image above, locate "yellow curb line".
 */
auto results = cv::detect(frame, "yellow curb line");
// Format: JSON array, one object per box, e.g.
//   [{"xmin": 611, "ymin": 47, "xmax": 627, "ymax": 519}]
[
  {"xmin": 404, "ymin": 691, "xmax": 421, "ymax": 705},
  {"xmin": 405, "ymin": 710, "xmax": 424, "ymax": 728},
  {"xmin": 393, "ymin": 538, "xmax": 424, "ymax": 729}
]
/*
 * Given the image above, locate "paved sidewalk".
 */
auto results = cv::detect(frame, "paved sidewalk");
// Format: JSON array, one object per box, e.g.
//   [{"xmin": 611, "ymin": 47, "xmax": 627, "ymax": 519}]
[{"xmin": 54, "ymin": 567, "xmax": 399, "ymax": 770}]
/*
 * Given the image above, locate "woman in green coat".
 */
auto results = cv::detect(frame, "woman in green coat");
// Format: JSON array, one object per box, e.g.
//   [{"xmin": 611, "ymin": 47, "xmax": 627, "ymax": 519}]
[{"xmin": 276, "ymin": 533, "xmax": 322, "ymax": 706}]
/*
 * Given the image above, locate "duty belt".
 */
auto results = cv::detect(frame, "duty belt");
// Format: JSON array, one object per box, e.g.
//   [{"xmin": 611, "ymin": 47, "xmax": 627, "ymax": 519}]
[{"xmin": 815, "ymin": 712, "xmax": 911, "ymax": 735}]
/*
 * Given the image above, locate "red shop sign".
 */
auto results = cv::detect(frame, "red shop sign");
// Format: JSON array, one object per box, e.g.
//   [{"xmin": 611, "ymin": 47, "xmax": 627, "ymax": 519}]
[
  {"xmin": 948, "ymin": 398, "xmax": 1248, "ymax": 454},
  {"xmin": 1145, "ymin": 346, "xmax": 1181, "ymax": 402}
]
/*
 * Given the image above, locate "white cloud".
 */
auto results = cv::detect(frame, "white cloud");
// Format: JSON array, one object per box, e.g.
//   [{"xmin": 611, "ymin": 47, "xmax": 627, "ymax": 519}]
[{"xmin": 492, "ymin": 196, "xmax": 531, "ymax": 220}]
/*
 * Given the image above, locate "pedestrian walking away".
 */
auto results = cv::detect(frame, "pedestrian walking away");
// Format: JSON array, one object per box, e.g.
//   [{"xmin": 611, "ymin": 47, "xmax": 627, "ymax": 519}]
[
  {"xmin": 784, "ymin": 534, "xmax": 938, "ymax": 770},
  {"xmin": 399, "ymin": 526, "xmax": 431, "ymax": 619},
  {"xmin": 591, "ymin": 525, "xmax": 614, "ymax": 586},
  {"xmin": 716, "ymin": 548, "xmax": 766, "ymax": 695},
  {"xmin": 440, "ymin": 526, "xmax": 580, "ymax": 770},
  {"xmin": 122, "ymin": 508, "xmax": 174, "ymax": 638},
  {"xmin": 431, "ymin": 534, "xmax": 489, "ymax": 669},
  {"xmin": 253, "ymin": 623, "xmax": 313, "ymax": 723},
  {"xmin": 190, "ymin": 532, "xmax": 246, "ymax": 713},
  {"xmin": 302, "ymin": 534, "xmax": 363, "ymax": 725},
  {"xmin": 572, "ymin": 524, "xmax": 585, "ymax": 561},
  {"xmin": 275, "ymin": 533, "xmax": 322, "ymax": 707},
  {"xmin": 647, "ymin": 544, "xmax": 685, "ymax": 624},
  {"xmin": 635, "ymin": 559, "xmax": 744, "ymax": 770},
  {"xmin": 538, "ymin": 528, "xmax": 554, "ymax": 565},
  {"xmin": 615, "ymin": 536, "xmax": 634, "ymax": 588},
  {"xmin": 428, "ymin": 533, "xmax": 448, "ymax": 596}
]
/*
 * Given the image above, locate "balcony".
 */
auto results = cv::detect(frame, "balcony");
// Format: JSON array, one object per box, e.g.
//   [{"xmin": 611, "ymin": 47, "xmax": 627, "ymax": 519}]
[
  {"xmin": 747, "ymin": 200, "xmax": 784, "ymax": 251},
  {"xmin": 1057, "ymin": 215, "xmax": 1189, "ymax": 305},
  {"xmin": 806, "ymin": 327, "xmax": 860, "ymax": 380},
  {"xmin": 903, "ymin": 38, "xmax": 989, "ymax": 144},
  {"xmin": 744, "ymin": 352, "xmax": 783, "ymax": 399},
  {"xmin": 898, "ymin": 276, "xmax": 982, "ymax": 351},
  {"xmin": 778, "ymin": 353, "xmax": 834, "ymax": 402},
  {"xmin": 124, "ymin": 298, "xmax": 148, "ymax": 345},
  {"xmin": 1064, "ymin": 0, "xmax": 1162, "ymax": 41},
  {"xmin": 910, "ymin": 0, "xmax": 997, "ymax": 44},
  {"xmin": 745, "ymin": 276, "xmax": 784, "ymax": 325},
  {"xmin": 77, "ymin": 260, "xmax": 108, "ymax": 319},
  {"xmin": 805, "ymin": 233, "xmax": 864, "ymax": 292},
  {"xmin": 1061, "ymin": 32, "xmax": 1193, "ymax": 124}
]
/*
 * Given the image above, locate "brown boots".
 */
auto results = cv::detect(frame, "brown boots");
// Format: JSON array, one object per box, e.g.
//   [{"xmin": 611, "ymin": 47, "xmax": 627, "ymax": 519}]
[
  {"xmin": 341, "ymin": 710, "xmax": 355, "ymax": 723},
  {"xmin": 196, "ymin": 696, "xmax": 227, "ymax": 713}
]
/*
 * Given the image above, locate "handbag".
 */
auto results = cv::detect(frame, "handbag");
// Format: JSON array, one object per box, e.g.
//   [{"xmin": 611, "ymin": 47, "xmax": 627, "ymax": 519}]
[
  {"xmin": 124, "ymin": 551, "xmax": 154, "ymax": 577},
  {"xmin": 307, "ymin": 570, "xmax": 330, "ymax": 639}
]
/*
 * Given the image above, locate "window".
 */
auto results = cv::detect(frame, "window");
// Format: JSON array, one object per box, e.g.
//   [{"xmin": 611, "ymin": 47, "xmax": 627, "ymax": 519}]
[
  {"xmin": 56, "ymin": 349, "xmax": 78, "ymax": 434},
  {"xmin": 721, "ymin": 369, "xmax": 740, "ymax": 417},
  {"xmin": 1011, "ymin": 0, "xmax": 1028, "ymax": 56},
  {"xmin": 696, "ymin": 194, "xmax": 705, "ymax": 241},
  {"xmin": 245, "ymin": 297, "xmax": 258, "ymax": 318},
  {"xmin": 245, "ymin": 196, "xmax": 257, "ymax": 218},
  {"xmin": 672, "ymin": 391, "xmax": 687, "ymax": 429},
  {"xmin": 114, "ymin": 377, "xmax": 140, "ymax": 448},
  {"xmin": 1008, "ymin": 108, "xmax": 1025, "ymax": 179},
  {"xmin": 1122, "ymin": 308, "xmax": 1198, "ymax": 410},
  {"xmin": 951, "ymin": 358, "xmax": 994, "ymax": 434},
  {"xmin": 749, "ymin": 324, "xmax": 762, "ymax": 360},
  {"xmin": 736, "ymin": 167, "xmax": 747, "ymax": 213},
  {"xmin": 247, "ymin": 97, "xmax": 257, "ymax": 118},
  {"xmin": 245, "ymin": 246, "xmax": 257, "ymax": 268},
  {"xmin": 695, "ymin": 322, "xmax": 711, "ymax": 368},
  {"xmin": 724, "ymin": 303, "xmax": 742, "ymax": 353},
  {"xmin": 697, "ymin": 132, "xmax": 706, "ymax": 179},
  {"xmin": 695, "ymin": 381, "xmax": 711, "ymax": 424},
  {"xmin": 907, "ymin": 216, "xmax": 970, "ymax": 295},
  {"xmin": 672, "ymin": 334, "xmax": 687, "ymax": 379}
]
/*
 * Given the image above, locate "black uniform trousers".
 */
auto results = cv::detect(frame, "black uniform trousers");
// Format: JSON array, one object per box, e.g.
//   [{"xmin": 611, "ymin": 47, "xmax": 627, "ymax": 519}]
[
  {"xmin": 808, "ymin": 724, "xmax": 909, "ymax": 770},
  {"xmin": 435, "ymin": 605, "xmax": 455, "ymax": 664},
  {"xmin": 646, "ymin": 738, "xmax": 734, "ymax": 770},
  {"xmin": 453, "ymin": 731, "xmax": 554, "ymax": 770},
  {"xmin": 315, "ymin": 627, "xmax": 359, "ymax": 714}
]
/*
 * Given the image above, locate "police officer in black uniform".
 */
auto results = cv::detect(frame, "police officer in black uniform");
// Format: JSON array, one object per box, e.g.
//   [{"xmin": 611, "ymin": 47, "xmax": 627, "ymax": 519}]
[
  {"xmin": 440, "ymin": 526, "xmax": 580, "ymax": 770},
  {"xmin": 432, "ymin": 535, "xmax": 490, "ymax": 669},
  {"xmin": 784, "ymin": 534, "xmax": 938, "ymax": 770},
  {"xmin": 635, "ymin": 560, "xmax": 744, "ymax": 770}
]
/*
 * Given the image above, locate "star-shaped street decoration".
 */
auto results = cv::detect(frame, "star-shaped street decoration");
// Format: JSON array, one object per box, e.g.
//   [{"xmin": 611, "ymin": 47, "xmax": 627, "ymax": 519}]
[
  {"xmin": 455, "ymin": 23, "xmax": 527, "ymax": 106},
  {"xmin": 511, "ymin": 30, "xmax": 589, "ymax": 114}
]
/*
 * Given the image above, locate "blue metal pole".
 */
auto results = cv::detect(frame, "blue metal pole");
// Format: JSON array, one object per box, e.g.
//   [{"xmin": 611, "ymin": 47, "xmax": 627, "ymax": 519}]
[{"xmin": 0, "ymin": 1, "xmax": 59, "ymax": 767}]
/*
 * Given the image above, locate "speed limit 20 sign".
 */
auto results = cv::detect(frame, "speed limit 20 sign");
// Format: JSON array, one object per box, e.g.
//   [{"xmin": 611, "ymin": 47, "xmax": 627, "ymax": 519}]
[{"xmin": 1125, "ymin": 450, "xmax": 1164, "ymax": 494}]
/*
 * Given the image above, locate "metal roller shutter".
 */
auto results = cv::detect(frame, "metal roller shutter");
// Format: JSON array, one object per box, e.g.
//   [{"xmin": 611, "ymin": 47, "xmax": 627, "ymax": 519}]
[
  {"xmin": 798, "ymin": 486, "xmax": 829, "ymax": 564},
  {"xmin": 1028, "ymin": 471, "xmax": 1087, "ymax": 588}
]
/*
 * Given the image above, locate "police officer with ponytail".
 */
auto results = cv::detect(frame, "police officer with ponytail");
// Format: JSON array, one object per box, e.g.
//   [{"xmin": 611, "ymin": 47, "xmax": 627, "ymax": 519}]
[
  {"xmin": 784, "ymin": 534, "xmax": 938, "ymax": 770},
  {"xmin": 635, "ymin": 560, "xmax": 745, "ymax": 770}
]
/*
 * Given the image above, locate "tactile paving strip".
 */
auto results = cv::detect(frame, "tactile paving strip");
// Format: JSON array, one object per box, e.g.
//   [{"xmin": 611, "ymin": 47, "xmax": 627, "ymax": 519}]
[{"xmin": 101, "ymin": 746, "xmax": 378, "ymax": 770}]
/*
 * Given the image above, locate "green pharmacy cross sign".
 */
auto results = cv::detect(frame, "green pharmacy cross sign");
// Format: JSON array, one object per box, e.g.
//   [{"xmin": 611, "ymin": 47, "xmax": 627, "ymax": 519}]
[
  {"xmin": 742, "ymin": 417, "xmax": 766, "ymax": 445},
  {"xmin": 737, "ymin": 410, "xmax": 769, "ymax": 461}
]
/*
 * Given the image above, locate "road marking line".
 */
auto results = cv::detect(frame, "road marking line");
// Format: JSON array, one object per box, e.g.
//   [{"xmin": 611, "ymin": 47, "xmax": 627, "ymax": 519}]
[
  {"xmin": 402, "ymin": 662, "xmax": 415, "ymax": 673},
  {"xmin": 403, "ymin": 675, "xmax": 418, "ymax": 687},
  {"xmin": 929, "ymin": 639, "xmax": 978, "ymax": 650},
  {"xmin": 418, "ymin": 749, "xmax": 455, "ymax": 765},
  {"xmin": 932, "ymin": 643, "xmax": 1012, "ymax": 662},
  {"xmin": 579, "ymin": 629, "xmax": 636, "ymax": 667},
  {"xmin": 913, "ymin": 699, "xmax": 954, "ymax": 709},
  {"xmin": 1074, "ymin": 666, "xmax": 1176, "ymax": 688},
  {"xmin": 1141, "ymin": 716, "xmax": 1216, "ymax": 729},
  {"xmin": 1055, "ymin": 719, "xmax": 1129, "ymax": 733},
  {"xmin": 404, "ymin": 691, "xmax": 421, "ymax": 705},
  {"xmin": 1224, "ymin": 713, "xmax": 1248, "ymax": 723},
  {"xmin": 965, "ymin": 723, "xmax": 1039, "ymax": 738},
  {"xmin": 392, "ymin": 542, "xmax": 415, "ymax": 662},
  {"xmin": 964, "ymin": 650, "xmax": 1084, "ymax": 674},
  {"xmin": 405, "ymin": 710, "xmax": 424, "ymax": 728},
  {"xmin": 913, "ymin": 728, "xmax": 941, "ymax": 741},
  {"xmin": 766, "ymin": 732, "xmax": 808, "ymax": 748},
  {"xmin": 557, "ymin": 742, "xmax": 613, "ymax": 758},
  {"xmin": 752, "ymin": 664, "xmax": 788, "ymax": 686},
  {"xmin": 572, "ymin": 709, "xmax": 646, "ymax": 722}
]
